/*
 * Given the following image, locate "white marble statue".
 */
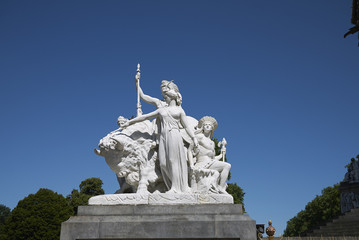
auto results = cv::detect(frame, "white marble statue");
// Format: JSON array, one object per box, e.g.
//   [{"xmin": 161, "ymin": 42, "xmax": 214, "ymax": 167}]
[
  {"xmin": 122, "ymin": 80, "xmax": 198, "ymax": 193},
  {"xmin": 188, "ymin": 116, "xmax": 231, "ymax": 194},
  {"xmin": 91, "ymin": 65, "xmax": 233, "ymax": 205},
  {"xmin": 94, "ymin": 116, "xmax": 166, "ymax": 193}
]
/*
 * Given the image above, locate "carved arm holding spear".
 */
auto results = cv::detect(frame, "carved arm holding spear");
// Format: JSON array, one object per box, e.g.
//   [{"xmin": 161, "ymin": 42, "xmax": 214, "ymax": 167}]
[
  {"xmin": 134, "ymin": 65, "xmax": 164, "ymax": 110},
  {"xmin": 218, "ymin": 138, "xmax": 227, "ymax": 162}
]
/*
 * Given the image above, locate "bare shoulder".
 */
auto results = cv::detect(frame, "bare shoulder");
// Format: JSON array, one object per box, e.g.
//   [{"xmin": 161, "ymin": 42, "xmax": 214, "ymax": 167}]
[
  {"xmin": 196, "ymin": 133, "xmax": 204, "ymax": 140},
  {"xmin": 178, "ymin": 106, "xmax": 186, "ymax": 115},
  {"xmin": 156, "ymin": 100, "xmax": 166, "ymax": 108}
]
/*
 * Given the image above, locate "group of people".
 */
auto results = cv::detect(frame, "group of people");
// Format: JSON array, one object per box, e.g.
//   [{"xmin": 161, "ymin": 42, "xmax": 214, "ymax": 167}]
[{"xmin": 121, "ymin": 78, "xmax": 231, "ymax": 194}]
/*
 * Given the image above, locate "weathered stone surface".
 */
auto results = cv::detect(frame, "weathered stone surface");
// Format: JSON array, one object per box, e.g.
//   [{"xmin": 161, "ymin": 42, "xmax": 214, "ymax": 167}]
[
  {"xmin": 89, "ymin": 193, "xmax": 234, "ymax": 205},
  {"xmin": 340, "ymin": 181, "xmax": 359, "ymax": 214},
  {"xmin": 89, "ymin": 193, "xmax": 149, "ymax": 205},
  {"xmin": 60, "ymin": 204, "xmax": 256, "ymax": 240},
  {"xmin": 308, "ymin": 208, "xmax": 359, "ymax": 236}
]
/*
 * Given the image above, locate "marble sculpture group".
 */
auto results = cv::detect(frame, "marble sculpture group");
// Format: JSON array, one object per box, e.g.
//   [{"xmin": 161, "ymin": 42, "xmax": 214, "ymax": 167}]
[{"xmin": 92, "ymin": 65, "xmax": 233, "ymax": 204}]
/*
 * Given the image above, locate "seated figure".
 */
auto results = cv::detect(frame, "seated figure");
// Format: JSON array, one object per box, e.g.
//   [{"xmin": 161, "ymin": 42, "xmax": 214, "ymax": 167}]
[{"xmin": 188, "ymin": 116, "xmax": 231, "ymax": 194}]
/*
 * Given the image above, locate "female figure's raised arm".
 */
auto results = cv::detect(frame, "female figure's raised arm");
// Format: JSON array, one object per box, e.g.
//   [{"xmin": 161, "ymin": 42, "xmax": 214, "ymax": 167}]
[
  {"xmin": 135, "ymin": 75, "xmax": 161, "ymax": 108},
  {"xmin": 123, "ymin": 109, "xmax": 160, "ymax": 128}
]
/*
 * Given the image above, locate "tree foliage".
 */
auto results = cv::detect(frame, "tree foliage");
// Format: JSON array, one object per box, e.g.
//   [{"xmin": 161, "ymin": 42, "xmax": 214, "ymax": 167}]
[
  {"xmin": 227, "ymin": 183, "xmax": 246, "ymax": 211},
  {"xmin": 79, "ymin": 177, "xmax": 105, "ymax": 196},
  {"xmin": 0, "ymin": 204, "xmax": 11, "ymax": 239},
  {"xmin": 0, "ymin": 204, "xmax": 11, "ymax": 227},
  {"xmin": 283, "ymin": 184, "xmax": 340, "ymax": 236},
  {"xmin": 0, "ymin": 189, "xmax": 73, "ymax": 240},
  {"xmin": 66, "ymin": 177, "xmax": 104, "ymax": 214}
]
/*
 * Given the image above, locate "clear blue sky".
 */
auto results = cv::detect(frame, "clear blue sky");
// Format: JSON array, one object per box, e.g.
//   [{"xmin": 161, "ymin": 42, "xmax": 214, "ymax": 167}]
[{"xmin": 1, "ymin": 0, "xmax": 358, "ymax": 235}]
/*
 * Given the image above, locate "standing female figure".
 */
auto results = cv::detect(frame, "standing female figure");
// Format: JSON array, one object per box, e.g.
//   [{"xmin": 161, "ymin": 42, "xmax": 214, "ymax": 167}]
[{"xmin": 123, "ymin": 80, "xmax": 198, "ymax": 193}]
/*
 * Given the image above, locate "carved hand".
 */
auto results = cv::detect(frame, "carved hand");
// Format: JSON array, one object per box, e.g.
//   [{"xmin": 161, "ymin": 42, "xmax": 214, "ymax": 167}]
[
  {"xmin": 121, "ymin": 121, "xmax": 130, "ymax": 129},
  {"xmin": 135, "ymin": 72, "xmax": 140, "ymax": 84},
  {"xmin": 193, "ymin": 137, "xmax": 198, "ymax": 148}
]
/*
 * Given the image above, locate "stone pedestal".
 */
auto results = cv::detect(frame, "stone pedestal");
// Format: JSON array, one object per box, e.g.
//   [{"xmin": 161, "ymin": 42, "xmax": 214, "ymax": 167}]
[
  {"xmin": 88, "ymin": 193, "xmax": 234, "ymax": 205},
  {"xmin": 339, "ymin": 181, "xmax": 359, "ymax": 214},
  {"xmin": 60, "ymin": 204, "xmax": 256, "ymax": 240}
]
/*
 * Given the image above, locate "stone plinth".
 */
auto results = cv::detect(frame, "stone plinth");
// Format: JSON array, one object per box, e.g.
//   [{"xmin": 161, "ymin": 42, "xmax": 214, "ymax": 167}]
[
  {"xmin": 339, "ymin": 181, "xmax": 359, "ymax": 214},
  {"xmin": 60, "ymin": 204, "xmax": 256, "ymax": 240},
  {"xmin": 88, "ymin": 193, "xmax": 234, "ymax": 205}
]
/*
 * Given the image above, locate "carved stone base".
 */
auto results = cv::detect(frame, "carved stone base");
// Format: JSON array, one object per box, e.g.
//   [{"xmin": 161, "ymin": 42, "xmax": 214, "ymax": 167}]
[
  {"xmin": 340, "ymin": 181, "xmax": 359, "ymax": 214},
  {"xmin": 60, "ymin": 204, "xmax": 256, "ymax": 240},
  {"xmin": 88, "ymin": 193, "xmax": 234, "ymax": 205}
]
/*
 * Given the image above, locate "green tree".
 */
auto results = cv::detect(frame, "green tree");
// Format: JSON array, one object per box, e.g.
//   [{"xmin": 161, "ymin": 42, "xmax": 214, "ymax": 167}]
[
  {"xmin": 0, "ymin": 189, "xmax": 72, "ymax": 240},
  {"xmin": 66, "ymin": 177, "xmax": 104, "ymax": 214},
  {"xmin": 0, "ymin": 204, "xmax": 11, "ymax": 239},
  {"xmin": 79, "ymin": 177, "xmax": 105, "ymax": 196},
  {"xmin": 227, "ymin": 183, "xmax": 246, "ymax": 212},
  {"xmin": 0, "ymin": 204, "xmax": 11, "ymax": 227},
  {"xmin": 283, "ymin": 184, "xmax": 340, "ymax": 236}
]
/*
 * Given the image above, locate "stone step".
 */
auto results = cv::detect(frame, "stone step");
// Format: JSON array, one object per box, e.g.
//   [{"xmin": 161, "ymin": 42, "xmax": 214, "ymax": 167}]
[
  {"xmin": 313, "ymin": 232, "xmax": 359, "ymax": 236},
  {"xmin": 310, "ymin": 233, "xmax": 359, "ymax": 237},
  {"xmin": 318, "ymin": 226, "xmax": 359, "ymax": 232},
  {"xmin": 341, "ymin": 208, "xmax": 359, "ymax": 215},
  {"xmin": 311, "ymin": 234, "xmax": 359, "ymax": 237},
  {"xmin": 312, "ymin": 227, "xmax": 359, "ymax": 233},
  {"xmin": 339, "ymin": 211, "xmax": 359, "ymax": 218},
  {"xmin": 337, "ymin": 213, "xmax": 359, "ymax": 220},
  {"xmin": 316, "ymin": 227, "xmax": 359, "ymax": 236},
  {"xmin": 326, "ymin": 220, "xmax": 359, "ymax": 227},
  {"xmin": 316, "ymin": 224, "xmax": 359, "ymax": 229},
  {"xmin": 327, "ymin": 221, "xmax": 359, "ymax": 228},
  {"xmin": 308, "ymin": 208, "xmax": 359, "ymax": 236},
  {"xmin": 333, "ymin": 216, "xmax": 359, "ymax": 222}
]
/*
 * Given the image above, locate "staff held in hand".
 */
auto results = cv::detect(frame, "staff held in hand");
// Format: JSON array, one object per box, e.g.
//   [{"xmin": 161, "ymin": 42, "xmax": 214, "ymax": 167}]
[
  {"xmin": 135, "ymin": 63, "xmax": 142, "ymax": 116},
  {"xmin": 218, "ymin": 138, "xmax": 227, "ymax": 162}
]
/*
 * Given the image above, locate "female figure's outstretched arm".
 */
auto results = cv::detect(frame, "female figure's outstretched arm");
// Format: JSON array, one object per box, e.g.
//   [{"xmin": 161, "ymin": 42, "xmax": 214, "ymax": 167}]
[{"xmin": 123, "ymin": 109, "xmax": 160, "ymax": 128}]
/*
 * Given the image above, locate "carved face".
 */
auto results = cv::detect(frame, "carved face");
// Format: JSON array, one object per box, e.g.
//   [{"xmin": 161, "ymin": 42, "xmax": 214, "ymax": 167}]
[
  {"xmin": 161, "ymin": 86, "xmax": 168, "ymax": 99},
  {"xmin": 161, "ymin": 85, "xmax": 169, "ymax": 96},
  {"xmin": 161, "ymin": 86, "xmax": 177, "ymax": 101},
  {"xmin": 202, "ymin": 121, "xmax": 214, "ymax": 133},
  {"xmin": 117, "ymin": 117, "xmax": 128, "ymax": 127}
]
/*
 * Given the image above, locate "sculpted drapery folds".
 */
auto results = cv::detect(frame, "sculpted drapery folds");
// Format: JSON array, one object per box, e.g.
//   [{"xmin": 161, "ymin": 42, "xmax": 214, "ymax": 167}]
[
  {"xmin": 122, "ymin": 80, "xmax": 198, "ymax": 193},
  {"xmin": 94, "ymin": 70, "xmax": 233, "ymax": 201}
]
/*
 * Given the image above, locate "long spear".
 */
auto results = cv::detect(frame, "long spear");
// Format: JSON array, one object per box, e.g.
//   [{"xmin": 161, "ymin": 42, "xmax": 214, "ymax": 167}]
[{"xmin": 135, "ymin": 63, "xmax": 142, "ymax": 116}]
